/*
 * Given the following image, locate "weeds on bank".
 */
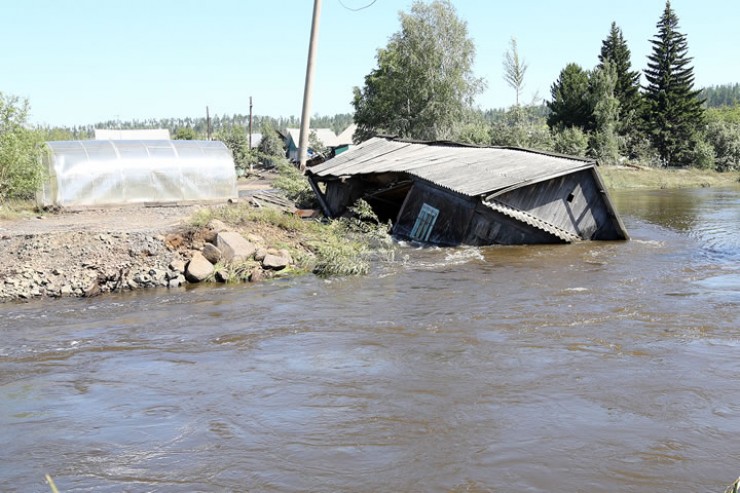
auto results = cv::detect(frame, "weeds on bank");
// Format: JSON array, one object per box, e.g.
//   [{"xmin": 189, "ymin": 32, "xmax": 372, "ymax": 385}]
[
  {"xmin": 0, "ymin": 198, "xmax": 40, "ymax": 220},
  {"xmin": 599, "ymin": 165, "xmax": 740, "ymax": 190},
  {"xmin": 189, "ymin": 199, "xmax": 393, "ymax": 278}
]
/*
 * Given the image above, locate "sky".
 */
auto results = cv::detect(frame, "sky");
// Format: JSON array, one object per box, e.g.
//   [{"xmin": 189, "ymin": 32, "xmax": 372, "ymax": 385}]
[{"xmin": 3, "ymin": 0, "xmax": 739, "ymax": 128}]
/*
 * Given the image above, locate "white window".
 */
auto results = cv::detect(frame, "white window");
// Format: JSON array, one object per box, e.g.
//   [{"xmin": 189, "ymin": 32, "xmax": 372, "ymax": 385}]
[{"xmin": 410, "ymin": 203, "xmax": 439, "ymax": 242}]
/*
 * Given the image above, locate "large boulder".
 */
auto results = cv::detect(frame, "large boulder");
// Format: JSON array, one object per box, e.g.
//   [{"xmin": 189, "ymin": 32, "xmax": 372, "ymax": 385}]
[
  {"xmin": 202, "ymin": 243, "xmax": 222, "ymax": 264},
  {"xmin": 262, "ymin": 253, "xmax": 290, "ymax": 271},
  {"xmin": 216, "ymin": 232, "xmax": 256, "ymax": 262},
  {"xmin": 185, "ymin": 252, "xmax": 214, "ymax": 283}
]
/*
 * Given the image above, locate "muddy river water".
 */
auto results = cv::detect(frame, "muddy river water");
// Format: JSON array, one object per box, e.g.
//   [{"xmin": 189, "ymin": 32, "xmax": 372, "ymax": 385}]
[{"xmin": 1, "ymin": 187, "xmax": 739, "ymax": 492}]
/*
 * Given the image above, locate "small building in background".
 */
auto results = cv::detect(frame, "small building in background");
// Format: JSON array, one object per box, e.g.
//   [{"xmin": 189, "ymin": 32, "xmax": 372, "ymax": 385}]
[
  {"xmin": 94, "ymin": 128, "xmax": 171, "ymax": 140},
  {"xmin": 38, "ymin": 140, "xmax": 237, "ymax": 208},
  {"xmin": 307, "ymin": 136, "xmax": 628, "ymax": 246},
  {"xmin": 283, "ymin": 124, "xmax": 357, "ymax": 162}
]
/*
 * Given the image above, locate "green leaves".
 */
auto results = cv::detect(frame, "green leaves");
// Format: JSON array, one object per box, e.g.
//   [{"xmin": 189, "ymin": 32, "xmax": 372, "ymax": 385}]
[
  {"xmin": 352, "ymin": 0, "xmax": 483, "ymax": 141},
  {"xmin": 0, "ymin": 93, "xmax": 46, "ymax": 201}
]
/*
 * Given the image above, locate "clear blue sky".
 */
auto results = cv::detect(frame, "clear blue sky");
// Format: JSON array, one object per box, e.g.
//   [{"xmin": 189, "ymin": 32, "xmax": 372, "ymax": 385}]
[{"xmin": 3, "ymin": 0, "xmax": 738, "ymax": 127}]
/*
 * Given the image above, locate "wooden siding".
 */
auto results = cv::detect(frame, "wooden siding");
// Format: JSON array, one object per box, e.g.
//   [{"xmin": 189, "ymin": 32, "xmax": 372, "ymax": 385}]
[
  {"xmin": 464, "ymin": 203, "xmax": 563, "ymax": 245},
  {"xmin": 394, "ymin": 181, "xmax": 477, "ymax": 246},
  {"xmin": 494, "ymin": 169, "xmax": 623, "ymax": 240}
]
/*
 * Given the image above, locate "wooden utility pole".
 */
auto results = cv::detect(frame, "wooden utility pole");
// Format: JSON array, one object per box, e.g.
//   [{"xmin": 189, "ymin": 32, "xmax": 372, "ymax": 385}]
[
  {"xmin": 206, "ymin": 106, "xmax": 212, "ymax": 140},
  {"xmin": 249, "ymin": 96, "xmax": 254, "ymax": 172},
  {"xmin": 298, "ymin": 0, "xmax": 322, "ymax": 172}
]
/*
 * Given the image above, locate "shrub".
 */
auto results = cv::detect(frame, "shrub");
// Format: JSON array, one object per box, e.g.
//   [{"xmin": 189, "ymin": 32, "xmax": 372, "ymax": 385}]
[{"xmin": 0, "ymin": 93, "xmax": 46, "ymax": 201}]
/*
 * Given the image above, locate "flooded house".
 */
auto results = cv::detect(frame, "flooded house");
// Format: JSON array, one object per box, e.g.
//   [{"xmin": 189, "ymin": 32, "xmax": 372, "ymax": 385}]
[{"xmin": 306, "ymin": 136, "xmax": 628, "ymax": 246}]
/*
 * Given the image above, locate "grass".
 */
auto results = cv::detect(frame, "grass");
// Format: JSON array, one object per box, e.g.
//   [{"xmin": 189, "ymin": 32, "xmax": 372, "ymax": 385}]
[
  {"xmin": 0, "ymin": 198, "xmax": 40, "ymax": 220},
  {"xmin": 188, "ymin": 201, "xmax": 391, "ymax": 278},
  {"xmin": 599, "ymin": 165, "xmax": 740, "ymax": 190}
]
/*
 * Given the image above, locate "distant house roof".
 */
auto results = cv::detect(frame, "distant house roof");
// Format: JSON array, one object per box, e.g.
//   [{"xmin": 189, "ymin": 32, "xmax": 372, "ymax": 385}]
[
  {"xmin": 94, "ymin": 128, "xmax": 171, "ymax": 140},
  {"xmin": 308, "ymin": 137, "xmax": 596, "ymax": 198},
  {"xmin": 286, "ymin": 124, "xmax": 357, "ymax": 149}
]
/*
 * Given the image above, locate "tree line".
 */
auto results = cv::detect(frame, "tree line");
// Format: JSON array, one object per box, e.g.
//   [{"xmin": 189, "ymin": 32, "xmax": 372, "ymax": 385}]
[{"xmin": 352, "ymin": 0, "xmax": 740, "ymax": 171}]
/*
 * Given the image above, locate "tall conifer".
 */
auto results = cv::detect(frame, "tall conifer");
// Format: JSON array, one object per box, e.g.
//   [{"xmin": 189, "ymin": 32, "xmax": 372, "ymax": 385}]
[
  {"xmin": 598, "ymin": 22, "xmax": 641, "ymax": 124},
  {"xmin": 643, "ymin": 1, "xmax": 705, "ymax": 166}
]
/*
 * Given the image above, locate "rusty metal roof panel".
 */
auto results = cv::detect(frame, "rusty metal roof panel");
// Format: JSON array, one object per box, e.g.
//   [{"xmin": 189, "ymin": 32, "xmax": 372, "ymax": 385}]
[{"xmin": 309, "ymin": 137, "xmax": 595, "ymax": 197}]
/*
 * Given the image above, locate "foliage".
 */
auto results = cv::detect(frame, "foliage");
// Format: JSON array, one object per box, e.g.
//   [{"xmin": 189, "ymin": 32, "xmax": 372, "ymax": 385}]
[
  {"xmin": 454, "ymin": 121, "xmax": 491, "ymax": 146},
  {"xmin": 589, "ymin": 60, "xmax": 622, "ymax": 164},
  {"xmin": 352, "ymin": 0, "xmax": 484, "ymax": 141},
  {"xmin": 702, "ymin": 83, "xmax": 740, "ymax": 108},
  {"xmin": 188, "ymin": 200, "xmax": 392, "ymax": 279},
  {"xmin": 546, "ymin": 63, "xmax": 594, "ymax": 132},
  {"xmin": 255, "ymin": 121, "xmax": 286, "ymax": 168},
  {"xmin": 273, "ymin": 159, "xmax": 316, "ymax": 208},
  {"xmin": 308, "ymin": 130, "xmax": 328, "ymax": 156},
  {"xmin": 490, "ymin": 105, "xmax": 553, "ymax": 150},
  {"xmin": 598, "ymin": 22, "xmax": 642, "ymax": 126},
  {"xmin": 0, "ymin": 93, "xmax": 46, "ymax": 201},
  {"xmin": 173, "ymin": 126, "xmax": 197, "ymax": 140},
  {"xmin": 502, "ymin": 37, "xmax": 528, "ymax": 107},
  {"xmin": 689, "ymin": 137, "xmax": 716, "ymax": 170},
  {"xmin": 705, "ymin": 121, "xmax": 740, "ymax": 171},
  {"xmin": 642, "ymin": 0, "xmax": 705, "ymax": 166},
  {"xmin": 216, "ymin": 126, "xmax": 255, "ymax": 173},
  {"xmin": 552, "ymin": 126, "xmax": 589, "ymax": 157},
  {"xmin": 706, "ymin": 106, "xmax": 740, "ymax": 125}
]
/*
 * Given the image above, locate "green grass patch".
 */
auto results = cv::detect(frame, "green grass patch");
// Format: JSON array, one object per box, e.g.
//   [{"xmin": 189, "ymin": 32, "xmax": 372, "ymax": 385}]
[{"xmin": 599, "ymin": 165, "xmax": 740, "ymax": 190}]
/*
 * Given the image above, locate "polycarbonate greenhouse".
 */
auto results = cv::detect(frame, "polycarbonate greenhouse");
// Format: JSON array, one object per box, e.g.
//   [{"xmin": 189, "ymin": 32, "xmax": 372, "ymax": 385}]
[{"xmin": 38, "ymin": 140, "xmax": 238, "ymax": 208}]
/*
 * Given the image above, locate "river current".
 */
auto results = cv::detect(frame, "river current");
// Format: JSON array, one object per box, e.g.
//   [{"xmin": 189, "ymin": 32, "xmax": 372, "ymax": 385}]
[{"xmin": 1, "ymin": 187, "xmax": 739, "ymax": 493}]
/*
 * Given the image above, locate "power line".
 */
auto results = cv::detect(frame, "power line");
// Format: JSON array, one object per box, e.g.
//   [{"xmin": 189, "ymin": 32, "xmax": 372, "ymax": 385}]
[{"xmin": 337, "ymin": 0, "xmax": 377, "ymax": 12}]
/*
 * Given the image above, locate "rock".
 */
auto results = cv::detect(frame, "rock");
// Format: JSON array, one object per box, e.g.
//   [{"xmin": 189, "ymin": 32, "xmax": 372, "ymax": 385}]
[
  {"xmin": 214, "ymin": 269, "xmax": 230, "ymax": 283},
  {"xmin": 262, "ymin": 253, "xmax": 289, "ymax": 271},
  {"xmin": 249, "ymin": 267, "xmax": 264, "ymax": 283},
  {"xmin": 246, "ymin": 234, "xmax": 265, "ymax": 245},
  {"xmin": 216, "ymin": 232, "xmax": 256, "ymax": 262},
  {"xmin": 185, "ymin": 252, "xmax": 214, "ymax": 283},
  {"xmin": 83, "ymin": 282, "xmax": 101, "ymax": 298},
  {"xmin": 203, "ymin": 219, "xmax": 228, "ymax": 243},
  {"xmin": 169, "ymin": 259, "xmax": 186, "ymax": 273},
  {"xmin": 60, "ymin": 285, "xmax": 73, "ymax": 296},
  {"xmin": 254, "ymin": 247, "xmax": 268, "ymax": 262},
  {"xmin": 202, "ymin": 243, "xmax": 222, "ymax": 264}
]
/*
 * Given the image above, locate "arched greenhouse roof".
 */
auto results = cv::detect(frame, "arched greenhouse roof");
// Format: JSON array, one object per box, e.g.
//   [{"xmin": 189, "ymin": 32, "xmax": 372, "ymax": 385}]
[{"xmin": 39, "ymin": 139, "xmax": 237, "ymax": 208}]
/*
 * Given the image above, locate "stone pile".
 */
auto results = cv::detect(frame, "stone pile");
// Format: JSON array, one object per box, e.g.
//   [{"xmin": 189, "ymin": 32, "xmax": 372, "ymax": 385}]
[{"xmin": 0, "ymin": 221, "xmax": 296, "ymax": 303}]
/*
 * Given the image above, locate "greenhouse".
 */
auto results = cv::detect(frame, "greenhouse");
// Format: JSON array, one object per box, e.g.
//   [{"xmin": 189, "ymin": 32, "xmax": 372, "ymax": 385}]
[{"xmin": 38, "ymin": 140, "xmax": 238, "ymax": 208}]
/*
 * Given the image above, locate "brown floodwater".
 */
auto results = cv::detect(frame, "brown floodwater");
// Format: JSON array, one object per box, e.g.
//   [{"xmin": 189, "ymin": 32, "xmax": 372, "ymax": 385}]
[{"xmin": 1, "ymin": 187, "xmax": 739, "ymax": 493}]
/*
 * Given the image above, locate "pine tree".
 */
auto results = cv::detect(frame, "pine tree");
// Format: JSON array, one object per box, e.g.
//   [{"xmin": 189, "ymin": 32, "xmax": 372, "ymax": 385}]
[
  {"xmin": 643, "ymin": 0, "xmax": 705, "ymax": 166},
  {"xmin": 598, "ymin": 22, "xmax": 641, "ymax": 125},
  {"xmin": 546, "ymin": 63, "xmax": 593, "ymax": 131}
]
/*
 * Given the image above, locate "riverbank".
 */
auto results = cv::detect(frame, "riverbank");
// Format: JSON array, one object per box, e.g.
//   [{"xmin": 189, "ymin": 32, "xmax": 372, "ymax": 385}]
[
  {"xmin": 1, "ymin": 166, "xmax": 737, "ymax": 303},
  {"xmin": 599, "ymin": 165, "xmax": 740, "ymax": 190},
  {"xmin": 0, "ymin": 200, "xmax": 386, "ymax": 303}
]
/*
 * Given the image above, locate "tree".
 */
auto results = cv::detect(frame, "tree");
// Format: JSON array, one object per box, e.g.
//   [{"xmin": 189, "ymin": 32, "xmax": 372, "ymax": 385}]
[
  {"xmin": 503, "ymin": 37, "xmax": 527, "ymax": 107},
  {"xmin": 352, "ymin": 0, "xmax": 484, "ymax": 141},
  {"xmin": 546, "ymin": 63, "xmax": 593, "ymax": 131},
  {"xmin": 173, "ymin": 126, "xmax": 197, "ymax": 140},
  {"xmin": 642, "ymin": 0, "xmax": 705, "ymax": 166},
  {"xmin": 598, "ymin": 22, "xmax": 641, "ymax": 125},
  {"xmin": 0, "ymin": 93, "xmax": 46, "ymax": 201},
  {"xmin": 589, "ymin": 60, "xmax": 622, "ymax": 164}
]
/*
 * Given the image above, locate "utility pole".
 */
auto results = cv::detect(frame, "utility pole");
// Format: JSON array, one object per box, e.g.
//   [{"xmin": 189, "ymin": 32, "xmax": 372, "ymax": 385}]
[
  {"xmin": 206, "ymin": 106, "xmax": 212, "ymax": 140},
  {"xmin": 298, "ymin": 0, "xmax": 322, "ymax": 172},
  {"xmin": 249, "ymin": 96, "xmax": 254, "ymax": 173}
]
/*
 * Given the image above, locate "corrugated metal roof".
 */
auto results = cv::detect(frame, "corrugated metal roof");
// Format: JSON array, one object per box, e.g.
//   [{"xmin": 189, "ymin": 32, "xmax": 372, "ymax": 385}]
[
  {"xmin": 309, "ymin": 137, "xmax": 595, "ymax": 197},
  {"xmin": 484, "ymin": 200, "xmax": 582, "ymax": 243}
]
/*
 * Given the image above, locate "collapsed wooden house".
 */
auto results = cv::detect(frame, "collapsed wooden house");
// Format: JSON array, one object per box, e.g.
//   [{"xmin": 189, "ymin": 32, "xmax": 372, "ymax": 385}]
[{"xmin": 306, "ymin": 136, "xmax": 628, "ymax": 246}]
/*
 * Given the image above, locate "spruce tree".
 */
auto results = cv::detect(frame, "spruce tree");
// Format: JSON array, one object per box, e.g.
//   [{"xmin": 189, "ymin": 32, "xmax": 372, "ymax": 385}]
[
  {"xmin": 598, "ymin": 22, "xmax": 641, "ymax": 124},
  {"xmin": 643, "ymin": 0, "xmax": 705, "ymax": 166},
  {"xmin": 546, "ymin": 63, "xmax": 593, "ymax": 131}
]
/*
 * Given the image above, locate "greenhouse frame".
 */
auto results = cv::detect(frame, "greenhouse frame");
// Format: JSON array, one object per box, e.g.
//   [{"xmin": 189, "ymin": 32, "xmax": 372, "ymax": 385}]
[{"xmin": 38, "ymin": 140, "xmax": 238, "ymax": 208}]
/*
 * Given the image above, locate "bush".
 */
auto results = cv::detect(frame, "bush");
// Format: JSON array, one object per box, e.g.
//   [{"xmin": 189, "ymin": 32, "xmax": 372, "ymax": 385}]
[
  {"xmin": 706, "ymin": 121, "xmax": 740, "ymax": 171},
  {"xmin": 273, "ymin": 159, "xmax": 316, "ymax": 208},
  {"xmin": 0, "ymin": 93, "xmax": 46, "ymax": 201},
  {"xmin": 552, "ymin": 127, "xmax": 589, "ymax": 157}
]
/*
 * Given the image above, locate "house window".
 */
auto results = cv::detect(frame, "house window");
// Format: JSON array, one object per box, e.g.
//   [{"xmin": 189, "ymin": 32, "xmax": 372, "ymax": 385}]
[{"xmin": 410, "ymin": 203, "xmax": 439, "ymax": 242}]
